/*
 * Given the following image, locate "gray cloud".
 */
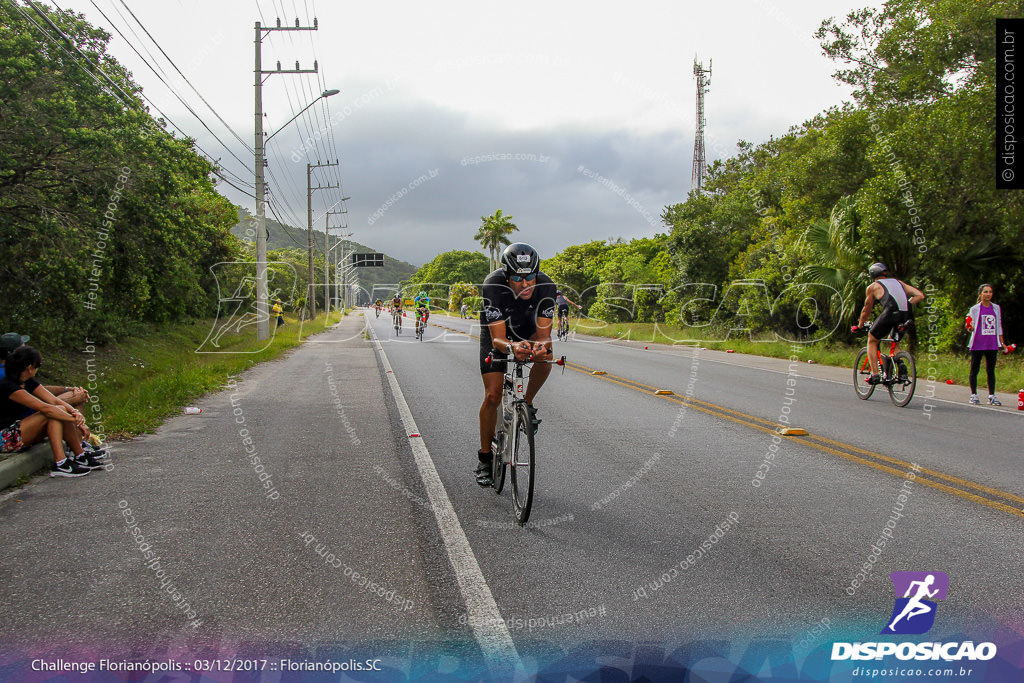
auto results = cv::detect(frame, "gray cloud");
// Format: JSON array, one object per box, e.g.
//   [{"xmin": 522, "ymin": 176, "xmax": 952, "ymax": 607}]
[{"xmin": 229, "ymin": 90, "xmax": 711, "ymax": 266}]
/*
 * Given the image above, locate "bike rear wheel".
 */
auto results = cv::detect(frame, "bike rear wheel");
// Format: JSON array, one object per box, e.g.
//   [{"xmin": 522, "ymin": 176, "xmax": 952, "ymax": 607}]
[
  {"xmin": 888, "ymin": 350, "xmax": 916, "ymax": 407},
  {"xmin": 853, "ymin": 348, "xmax": 876, "ymax": 399},
  {"xmin": 509, "ymin": 404, "xmax": 535, "ymax": 523}
]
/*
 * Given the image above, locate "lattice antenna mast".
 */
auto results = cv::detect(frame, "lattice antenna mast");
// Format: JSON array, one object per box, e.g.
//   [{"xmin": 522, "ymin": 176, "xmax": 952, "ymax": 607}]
[{"xmin": 692, "ymin": 56, "xmax": 712, "ymax": 193}]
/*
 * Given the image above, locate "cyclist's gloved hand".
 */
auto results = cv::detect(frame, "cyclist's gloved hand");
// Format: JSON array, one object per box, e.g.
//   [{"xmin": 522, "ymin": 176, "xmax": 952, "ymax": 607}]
[
  {"xmin": 512, "ymin": 341, "xmax": 537, "ymax": 361},
  {"xmin": 527, "ymin": 341, "xmax": 553, "ymax": 361}
]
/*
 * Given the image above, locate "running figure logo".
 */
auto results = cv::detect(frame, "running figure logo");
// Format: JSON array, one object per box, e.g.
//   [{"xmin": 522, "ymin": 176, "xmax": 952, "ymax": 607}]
[{"xmin": 881, "ymin": 571, "xmax": 949, "ymax": 635}]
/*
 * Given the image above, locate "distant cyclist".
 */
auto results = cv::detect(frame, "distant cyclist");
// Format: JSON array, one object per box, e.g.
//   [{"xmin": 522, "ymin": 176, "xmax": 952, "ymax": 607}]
[
  {"xmin": 856, "ymin": 263, "xmax": 925, "ymax": 384},
  {"xmin": 391, "ymin": 295, "xmax": 403, "ymax": 328},
  {"xmin": 475, "ymin": 243, "xmax": 556, "ymax": 487},
  {"xmin": 414, "ymin": 290, "xmax": 431, "ymax": 334},
  {"xmin": 555, "ymin": 290, "xmax": 582, "ymax": 325}
]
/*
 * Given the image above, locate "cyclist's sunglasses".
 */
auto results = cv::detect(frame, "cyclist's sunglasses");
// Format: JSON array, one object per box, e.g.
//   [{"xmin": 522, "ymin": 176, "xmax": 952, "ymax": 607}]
[{"xmin": 509, "ymin": 272, "xmax": 538, "ymax": 283}]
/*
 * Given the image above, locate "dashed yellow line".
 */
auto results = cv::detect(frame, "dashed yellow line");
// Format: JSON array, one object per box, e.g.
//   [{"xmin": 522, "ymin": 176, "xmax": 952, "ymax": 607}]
[
  {"xmin": 565, "ymin": 360, "xmax": 1024, "ymax": 520},
  {"xmin": 418, "ymin": 320, "xmax": 1024, "ymax": 519}
]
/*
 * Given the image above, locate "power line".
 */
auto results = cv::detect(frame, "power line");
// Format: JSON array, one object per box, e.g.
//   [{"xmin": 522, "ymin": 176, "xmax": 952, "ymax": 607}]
[
  {"xmin": 113, "ymin": 0, "xmax": 253, "ymax": 153},
  {"xmin": 82, "ymin": 0, "xmax": 255, "ymax": 179},
  {"xmin": 22, "ymin": 1, "xmax": 257, "ymax": 198}
]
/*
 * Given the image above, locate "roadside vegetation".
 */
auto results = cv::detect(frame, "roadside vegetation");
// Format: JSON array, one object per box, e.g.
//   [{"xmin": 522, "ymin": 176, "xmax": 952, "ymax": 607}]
[
  {"xmin": 37, "ymin": 311, "xmax": 342, "ymax": 439},
  {"xmin": 561, "ymin": 317, "xmax": 1024, "ymax": 394}
]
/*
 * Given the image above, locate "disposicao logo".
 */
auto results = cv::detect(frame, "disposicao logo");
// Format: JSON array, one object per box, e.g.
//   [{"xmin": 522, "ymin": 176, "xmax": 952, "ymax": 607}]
[
  {"xmin": 882, "ymin": 571, "xmax": 948, "ymax": 635},
  {"xmin": 831, "ymin": 571, "xmax": 997, "ymax": 662}
]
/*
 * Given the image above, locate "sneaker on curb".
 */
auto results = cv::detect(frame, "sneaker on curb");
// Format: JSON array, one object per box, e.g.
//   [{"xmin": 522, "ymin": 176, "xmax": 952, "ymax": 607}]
[
  {"xmin": 74, "ymin": 454, "xmax": 106, "ymax": 470},
  {"xmin": 474, "ymin": 455, "xmax": 493, "ymax": 487},
  {"xmin": 67, "ymin": 444, "xmax": 107, "ymax": 460},
  {"xmin": 84, "ymin": 447, "xmax": 108, "ymax": 460},
  {"xmin": 82, "ymin": 440, "xmax": 107, "ymax": 455},
  {"xmin": 969, "ymin": 395, "xmax": 980, "ymax": 404},
  {"xmin": 989, "ymin": 396, "xmax": 1002, "ymax": 406},
  {"xmin": 51, "ymin": 459, "xmax": 91, "ymax": 477}
]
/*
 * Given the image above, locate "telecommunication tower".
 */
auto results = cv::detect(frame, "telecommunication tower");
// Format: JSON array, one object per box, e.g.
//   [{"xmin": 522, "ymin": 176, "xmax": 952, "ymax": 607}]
[{"xmin": 692, "ymin": 56, "xmax": 712, "ymax": 192}]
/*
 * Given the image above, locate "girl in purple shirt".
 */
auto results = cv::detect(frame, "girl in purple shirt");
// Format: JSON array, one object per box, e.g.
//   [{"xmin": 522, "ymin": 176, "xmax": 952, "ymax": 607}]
[{"xmin": 965, "ymin": 284, "xmax": 1007, "ymax": 405}]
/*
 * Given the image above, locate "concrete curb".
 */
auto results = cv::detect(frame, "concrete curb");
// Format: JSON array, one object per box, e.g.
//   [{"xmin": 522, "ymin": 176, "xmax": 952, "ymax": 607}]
[{"xmin": 0, "ymin": 444, "xmax": 54, "ymax": 490}]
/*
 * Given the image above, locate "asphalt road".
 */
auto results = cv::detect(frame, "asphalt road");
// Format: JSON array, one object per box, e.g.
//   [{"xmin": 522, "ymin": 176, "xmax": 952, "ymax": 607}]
[{"xmin": 1, "ymin": 310, "xmax": 1022, "ymax": 680}]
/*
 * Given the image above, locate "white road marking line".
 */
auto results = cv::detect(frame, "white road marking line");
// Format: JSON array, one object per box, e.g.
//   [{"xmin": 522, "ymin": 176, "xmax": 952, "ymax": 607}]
[{"xmin": 368, "ymin": 323, "xmax": 520, "ymax": 672}]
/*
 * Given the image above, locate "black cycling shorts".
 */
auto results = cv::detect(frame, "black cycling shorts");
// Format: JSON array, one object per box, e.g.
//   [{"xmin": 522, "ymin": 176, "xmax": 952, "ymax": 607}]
[
  {"xmin": 870, "ymin": 309, "xmax": 910, "ymax": 341},
  {"xmin": 480, "ymin": 326, "xmax": 536, "ymax": 374},
  {"xmin": 557, "ymin": 304, "xmax": 569, "ymax": 318}
]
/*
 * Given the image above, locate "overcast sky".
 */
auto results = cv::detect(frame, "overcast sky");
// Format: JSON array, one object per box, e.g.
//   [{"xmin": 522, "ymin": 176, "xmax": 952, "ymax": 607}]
[{"xmin": 52, "ymin": 0, "xmax": 876, "ymax": 266}]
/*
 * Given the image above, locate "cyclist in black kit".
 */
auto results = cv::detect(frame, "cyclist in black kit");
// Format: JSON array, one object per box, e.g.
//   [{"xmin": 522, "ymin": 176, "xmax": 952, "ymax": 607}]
[
  {"xmin": 856, "ymin": 263, "xmax": 925, "ymax": 384},
  {"xmin": 474, "ymin": 243, "xmax": 557, "ymax": 487}
]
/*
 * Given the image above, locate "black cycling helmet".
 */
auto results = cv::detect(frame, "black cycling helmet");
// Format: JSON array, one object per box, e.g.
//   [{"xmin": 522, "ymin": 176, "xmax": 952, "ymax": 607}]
[
  {"xmin": 868, "ymin": 262, "xmax": 888, "ymax": 278},
  {"xmin": 556, "ymin": 290, "xmax": 563, "ymax": 295},
  {"xmin": 500, "ymin": 242, "xmax": 540, "ymax": 278}
]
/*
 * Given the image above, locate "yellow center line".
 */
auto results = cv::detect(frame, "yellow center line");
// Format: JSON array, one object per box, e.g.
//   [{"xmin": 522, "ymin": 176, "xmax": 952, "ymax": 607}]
[
  {"xmin": 804, "ymin": 433, "xmax": 1024, "ymax": 505},
  {"xmin": 439, "ymin": 325, "xmax": 1024, "ymax": 518},
  {"xmin": 565, "ymin": 362, "xmax": 1024, "ymax": 519}
]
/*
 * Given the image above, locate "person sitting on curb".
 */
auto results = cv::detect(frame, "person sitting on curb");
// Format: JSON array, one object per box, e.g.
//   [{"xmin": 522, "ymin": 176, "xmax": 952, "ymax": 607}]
[
  {"xmin": 1, "ymin": 333, "xmax": 89, "ymax": 407},
  {"xmin": 0, "ymin": 332, "xmax": 104, "ymax": 455},
  {"xmin": 1, "ymin": 346, "xmax": 105, "ymax": 477}
]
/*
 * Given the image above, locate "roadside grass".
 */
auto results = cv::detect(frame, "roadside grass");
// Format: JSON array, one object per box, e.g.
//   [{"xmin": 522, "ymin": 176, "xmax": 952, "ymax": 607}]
[
  {"xmin": 37, "ymin": 311, "xmax": 344, "ymax": 439},
  {"xmin": 567, "ymin": 319, "xmax": 1024, "ymax": 394}
]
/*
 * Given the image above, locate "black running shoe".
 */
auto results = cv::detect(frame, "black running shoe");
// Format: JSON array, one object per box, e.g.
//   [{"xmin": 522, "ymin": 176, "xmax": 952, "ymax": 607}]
[
  {"xmin": 51, "ymin": 459, "xmax": 91, "ymax": 478},
  {"xmin": 474, "ymin": 455, "xmax": 493, "ymax": 487},
  {"xmin": 896, "ymin": 360, "xmax": 909, "ymax": 382},
  {"xmin": 74, "ymin": 454, "xmax": 106, "ymax": 470}
]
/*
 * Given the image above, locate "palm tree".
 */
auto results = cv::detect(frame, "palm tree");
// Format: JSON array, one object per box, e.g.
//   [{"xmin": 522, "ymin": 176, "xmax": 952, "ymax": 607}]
[
  {"xmin": 475, "ymin": 209, "xmax": 518, "ymax": 271},
  {"xmin": 796, "ymin": 196, "xmax": 868, "ymax": 320}
]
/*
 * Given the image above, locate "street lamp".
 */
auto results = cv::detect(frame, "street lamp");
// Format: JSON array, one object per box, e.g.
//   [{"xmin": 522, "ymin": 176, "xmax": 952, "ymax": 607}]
[{"xmin": 255, "ymin": 88, "xmax": 339, "ymax": 340}]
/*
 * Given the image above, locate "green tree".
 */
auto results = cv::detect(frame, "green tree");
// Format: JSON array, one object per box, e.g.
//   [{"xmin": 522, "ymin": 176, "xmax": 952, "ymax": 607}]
[
  {"xmin": 474, "ymin": 209, "xmax": 518, "ymax": 271},
  {"xmin": 407, "ymin": 250, "xmax": 490, "ymax": 307},
  {"xmin": 0, "ymin": 1, "xmax": 240, "ymax": 349}
]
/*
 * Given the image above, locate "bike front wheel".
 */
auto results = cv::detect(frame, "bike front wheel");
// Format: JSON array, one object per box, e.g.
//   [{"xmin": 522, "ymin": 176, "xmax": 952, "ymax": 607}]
[
  {"xmin": 509, "ymin": 404, "xmax": 535, "ymax": 523},
  {"xmin": 853, "ymin": 348, "xmax": 876, "ymax": 400},
  {"xmin": 888, "ymin": 351, "xmax": 916, "ymax": 407},
  {"xmin": 491, "ymin": 430, "xmax": 507, "ymax": 493}
]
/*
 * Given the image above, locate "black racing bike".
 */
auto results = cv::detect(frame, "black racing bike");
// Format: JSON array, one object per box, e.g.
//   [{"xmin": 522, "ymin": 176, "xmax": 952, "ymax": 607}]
[
  {"xmin": 485, "ymin": 350, "xmax": 566, "ymax": 523},
  {"xmin": 415, "ymin": 309, "xmax": 428, "ymax": 341},
  {"xmin": 556, "ymin": 314, "xmax": 570, "ymax": 342}
]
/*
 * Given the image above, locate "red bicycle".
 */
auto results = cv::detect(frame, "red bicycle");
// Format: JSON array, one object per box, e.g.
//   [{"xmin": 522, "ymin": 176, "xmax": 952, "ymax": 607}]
[{"xmin": 852, "ymin": 321, "xmax": 916, "ymax": 407}]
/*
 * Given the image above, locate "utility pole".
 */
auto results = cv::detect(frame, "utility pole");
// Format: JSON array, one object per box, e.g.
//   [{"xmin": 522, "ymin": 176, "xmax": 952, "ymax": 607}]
[
  {"xmin": 692, "ymin": 56, "xmax": 712, "ymax": 193},
  {"xmin": 306, "ymin": 161, "xmax": 338, "ymax": 318},
  {"xmin": 255, "ymin": 16, "xmax": 318, "ymax": 340}
]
